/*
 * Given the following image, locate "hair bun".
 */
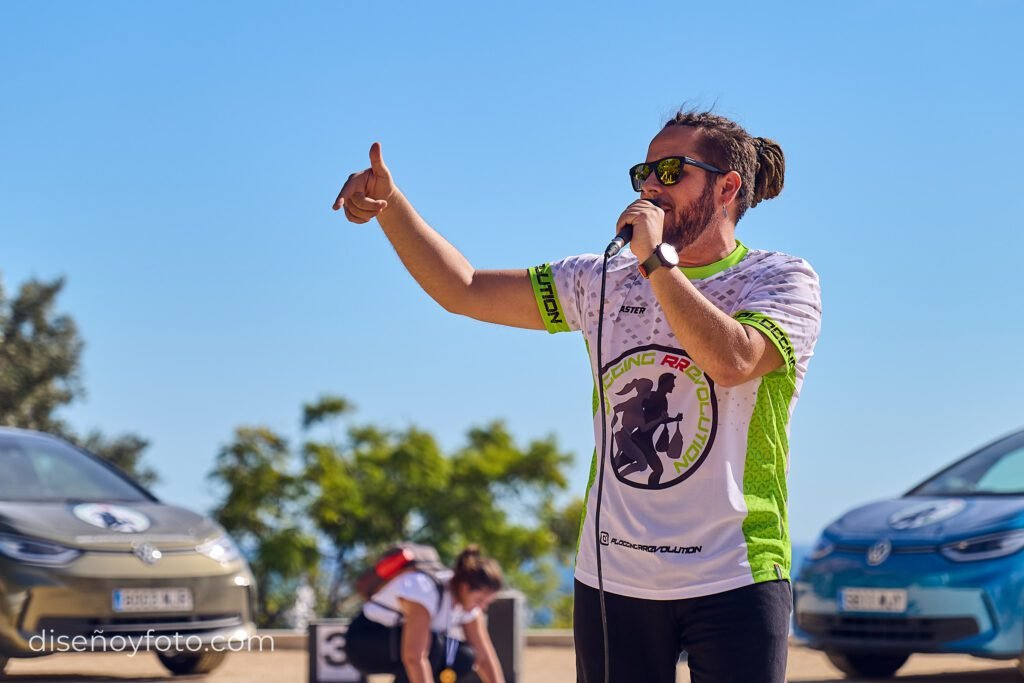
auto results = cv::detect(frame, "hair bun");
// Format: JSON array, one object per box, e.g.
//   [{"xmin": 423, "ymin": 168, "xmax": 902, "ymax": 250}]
[
  {"xmin": 452, "ymin": 545, "xmax": 504, "ymax": 594},
  {"xmin": 455, "ymin": 545, "xmax": 482, "ymax": 570},
  {"xmin": 751, "ymin": 136, "xmax": 785, "ymax": 207}
]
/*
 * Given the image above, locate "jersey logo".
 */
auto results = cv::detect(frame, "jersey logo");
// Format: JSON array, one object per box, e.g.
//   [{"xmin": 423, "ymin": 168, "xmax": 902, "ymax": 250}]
[{"xmin": 600, "ymin": 344, "xmax": 718, "ymax": 490}]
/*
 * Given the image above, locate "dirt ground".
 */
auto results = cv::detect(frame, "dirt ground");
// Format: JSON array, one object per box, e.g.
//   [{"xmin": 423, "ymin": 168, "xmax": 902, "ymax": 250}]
[{"xmin": 3, "ymin": 645, "xmax": 1022, "ymax": 683}]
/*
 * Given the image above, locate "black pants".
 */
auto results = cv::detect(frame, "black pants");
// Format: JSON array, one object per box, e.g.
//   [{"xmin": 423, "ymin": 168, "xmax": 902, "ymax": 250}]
[
  {"xmin": 345, "ymin": 613, "xmax": 476, "ymax": 682},
  {"xmin": 573, "ymin": 579, "xmax": 791, "ymax": 683}
]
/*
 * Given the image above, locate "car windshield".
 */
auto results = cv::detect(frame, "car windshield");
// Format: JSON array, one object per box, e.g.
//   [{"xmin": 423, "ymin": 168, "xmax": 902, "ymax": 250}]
[
  {"xmin": 909, "ymin": 431, "xmax": 1024, "ymax": 496},
  {"xmin": 0, "ymin": 433, "xmax": 151, "ymax": 502}
]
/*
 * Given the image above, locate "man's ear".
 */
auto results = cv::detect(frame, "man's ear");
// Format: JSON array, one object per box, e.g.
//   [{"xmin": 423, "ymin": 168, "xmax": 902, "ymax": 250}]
[{"xmin": 720, "ymin": 170, "xmax": 743, "ymax": 207}]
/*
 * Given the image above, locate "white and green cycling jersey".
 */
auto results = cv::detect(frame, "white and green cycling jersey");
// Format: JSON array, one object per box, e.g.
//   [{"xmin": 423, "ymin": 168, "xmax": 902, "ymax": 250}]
[{"xmin": 529, "ymin": 241, "xmax": 821, "ymax": 600}]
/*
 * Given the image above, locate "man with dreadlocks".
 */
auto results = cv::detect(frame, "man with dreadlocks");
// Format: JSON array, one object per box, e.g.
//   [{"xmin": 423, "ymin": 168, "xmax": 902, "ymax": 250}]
[{"xmin": 334, "ymin": 108, "xmax": 822, "ymax": 683}]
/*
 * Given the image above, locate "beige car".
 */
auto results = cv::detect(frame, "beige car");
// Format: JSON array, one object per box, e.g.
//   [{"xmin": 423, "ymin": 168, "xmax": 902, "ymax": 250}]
[{"xmin": 0, "ymin": 428, "xmax": 257, "ymax": 677}]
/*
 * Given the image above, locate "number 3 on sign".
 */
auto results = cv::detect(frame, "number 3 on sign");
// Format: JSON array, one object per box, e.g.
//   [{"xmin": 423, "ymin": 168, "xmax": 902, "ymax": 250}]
[{"xmin": 313, "ymin": 623, "xmax": 365, "ymax": 683}]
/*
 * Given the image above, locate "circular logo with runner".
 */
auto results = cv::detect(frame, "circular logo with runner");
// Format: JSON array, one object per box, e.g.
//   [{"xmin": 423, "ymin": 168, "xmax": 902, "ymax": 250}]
[
  {"xmin": 72, "ymin": 503, "xmax": 151, "ymax": 533},
  {"xmin": 888, "ymin": 499, "xmax": 966, "ymax": 530},
  {"xmin": 600, "ymin": 344, "xmax": 718, "ymax": 490}
]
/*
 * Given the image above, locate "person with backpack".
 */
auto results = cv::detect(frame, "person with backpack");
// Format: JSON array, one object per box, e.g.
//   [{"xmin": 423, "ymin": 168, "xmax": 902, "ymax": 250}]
[{"xmin": 345, "ymin": 545, "xmax": 506, "ymax": 683}]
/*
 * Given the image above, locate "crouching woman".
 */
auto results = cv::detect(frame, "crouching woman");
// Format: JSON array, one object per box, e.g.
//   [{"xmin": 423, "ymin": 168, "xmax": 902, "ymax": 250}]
[{"xmin": 345, "ymin": 545, "xmax": 506, "ymax": 683}]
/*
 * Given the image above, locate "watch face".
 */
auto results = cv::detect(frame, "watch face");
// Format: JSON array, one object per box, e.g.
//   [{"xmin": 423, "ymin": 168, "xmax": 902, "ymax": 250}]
[{"xmin": 657, "ymin": 243, "xmax": 679, "ymax": 266}]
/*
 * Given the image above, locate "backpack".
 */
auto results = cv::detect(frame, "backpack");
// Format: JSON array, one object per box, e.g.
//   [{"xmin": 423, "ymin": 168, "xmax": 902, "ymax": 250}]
[{"xmin": 355, "ymin": 543, "xmax": 448, "ymax": 611}]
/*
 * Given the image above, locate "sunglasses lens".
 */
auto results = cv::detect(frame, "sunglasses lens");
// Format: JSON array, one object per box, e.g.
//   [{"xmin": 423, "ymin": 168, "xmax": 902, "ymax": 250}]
[
  {"xmin": 630, "ymin": 163, "xmax": 651, "ymax": 191},
  {"xmin": 656, "ymin": 158, "xmax": 682, "ymax": 186}
]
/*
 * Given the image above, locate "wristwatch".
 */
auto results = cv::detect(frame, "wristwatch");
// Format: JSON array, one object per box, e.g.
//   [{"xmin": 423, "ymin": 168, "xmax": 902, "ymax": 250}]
[{"xmin": 638, "ymin": 243, "xmax": 680, "ymax": 279}]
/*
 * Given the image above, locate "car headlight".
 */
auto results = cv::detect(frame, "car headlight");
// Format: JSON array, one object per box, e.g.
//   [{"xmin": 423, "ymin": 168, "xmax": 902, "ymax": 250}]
[
  {"xmin": 807, "ymin": 536, "xmax": 835, "ymax": 561},
  {"xmin": 0, "ymin": 533, "xmax": 82, "ymax": 566},
  {"xmin": 940, "ymin": 529, "xmax": 1024, "ymax": 562},
  {"xmin": 196, "ymin": 534, "xmax": 241, "ymax": 563}
]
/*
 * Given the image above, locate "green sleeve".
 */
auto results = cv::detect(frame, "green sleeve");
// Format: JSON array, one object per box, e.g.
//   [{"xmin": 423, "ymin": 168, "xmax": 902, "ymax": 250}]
[
  {"xmin": 734, "ymin": 310, "xmax": 796, "ymax": 374},
  {"xmin": 527, "ymin": 264, "xmax": 571, "ymax": 333}
]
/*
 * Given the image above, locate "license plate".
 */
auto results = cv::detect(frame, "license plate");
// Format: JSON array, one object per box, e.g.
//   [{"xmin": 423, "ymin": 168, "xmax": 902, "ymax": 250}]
[
  {"xmin": 113, "ymin": 588, "xmax": 194, "ymax": 613},
  {"xmin": 840, "ymin": 588, "xmax": 907, "ymax": 613}
]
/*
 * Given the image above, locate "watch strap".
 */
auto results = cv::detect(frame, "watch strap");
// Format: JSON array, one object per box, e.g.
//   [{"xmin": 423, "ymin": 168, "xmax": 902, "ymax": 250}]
[
  {"xmin": 639, "ymin": 251, "xmax": 662, "ymax": 279},
  {"xmin": 638, "ymin": 244, "xmax": 676, "ymax": 279}
]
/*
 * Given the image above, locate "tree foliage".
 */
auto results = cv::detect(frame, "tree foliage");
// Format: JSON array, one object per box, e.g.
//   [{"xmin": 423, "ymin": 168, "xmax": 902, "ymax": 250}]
[
  {"xmin": 0, "ymin": 277, "xmax": 82, "ymax": 432},
  {"xmin": 209, "ymin": 395, "xmax": 583, "ymax": 626},
  {"xmin": 0, "ymin": 275, "xmax": 156, "ymax": 485},
  {"xmin": 209, "ymin": 427, "xmax": 320, "ymax": 625}
]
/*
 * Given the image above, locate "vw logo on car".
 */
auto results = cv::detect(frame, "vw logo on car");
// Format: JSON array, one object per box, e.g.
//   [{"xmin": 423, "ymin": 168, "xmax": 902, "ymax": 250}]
[
  {"xmin": 866, "ymin": 539, "xmax": 891, "ymax": 567},
  {"xmin": 131, "ymin": 542, "xmax": 163, "ymax": 565}
]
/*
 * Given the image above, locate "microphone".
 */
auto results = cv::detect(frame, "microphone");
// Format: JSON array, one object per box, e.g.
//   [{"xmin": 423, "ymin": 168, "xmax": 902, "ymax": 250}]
[{"xmin": 605, "ymin": 224, "xmax": 633, "ymax": 258}]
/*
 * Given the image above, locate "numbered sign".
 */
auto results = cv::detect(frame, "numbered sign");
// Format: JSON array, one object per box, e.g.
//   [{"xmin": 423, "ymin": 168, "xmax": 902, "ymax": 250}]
[{"xmin": 308, "ymin": 620, "xmax": 366, "ymax": 683}]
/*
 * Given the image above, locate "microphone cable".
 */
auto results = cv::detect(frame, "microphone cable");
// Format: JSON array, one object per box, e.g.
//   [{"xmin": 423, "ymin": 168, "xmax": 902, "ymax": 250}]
[
  {"xmin": 594, "ymin": 251, "xmax": 612, "ymax": 683},
  {"xmin": 593, "ymin": 229, "xmax": 629, "ymax": 683}
]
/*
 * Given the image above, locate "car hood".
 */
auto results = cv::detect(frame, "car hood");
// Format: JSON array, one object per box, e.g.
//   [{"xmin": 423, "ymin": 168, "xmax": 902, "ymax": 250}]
[
  {"xmin": 827, "ymin": 496, "xmax": 1024, "ymax": 542},
  {"xmin": 0, "ymin": 501, "xmax": 223, "ymax": 551}
]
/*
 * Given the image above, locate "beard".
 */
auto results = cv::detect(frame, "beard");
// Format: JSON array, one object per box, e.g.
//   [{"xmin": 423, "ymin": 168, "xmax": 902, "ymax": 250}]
[{"xmin": 661, "ymin": 179, "xmax": 717, "ymax": 250}]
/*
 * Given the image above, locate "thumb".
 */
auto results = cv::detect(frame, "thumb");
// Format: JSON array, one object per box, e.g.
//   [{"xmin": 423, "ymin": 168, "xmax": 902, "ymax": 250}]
[{"xmin": 369, "ymin": 142, "xmax": 390, "ymax": 177}]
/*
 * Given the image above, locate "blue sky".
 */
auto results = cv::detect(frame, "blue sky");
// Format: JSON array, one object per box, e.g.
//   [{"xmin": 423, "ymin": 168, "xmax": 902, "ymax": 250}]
[{"xmin": 2, "ymin": 1, "xmax": 1022, "ymax": 544}]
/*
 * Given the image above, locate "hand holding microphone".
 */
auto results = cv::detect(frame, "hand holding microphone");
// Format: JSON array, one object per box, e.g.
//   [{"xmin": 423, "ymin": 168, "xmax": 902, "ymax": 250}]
[{"xmin": 606, "ymin": 198, "xmax": 665, "ymax": 260}]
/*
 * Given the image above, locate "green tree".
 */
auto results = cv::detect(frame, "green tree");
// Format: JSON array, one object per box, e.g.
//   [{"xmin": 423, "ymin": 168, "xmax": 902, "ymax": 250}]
[
  {"xmin": 544, "ymin": 497, "xmax": 585, "ymax": 627},
  {"xmin": 0, "ymin": 277, "xmax": 82, "ymax": 433},
  {"xmin": 0, "ymin": 275, "xmax": 156, "ymax": 485},
  {"xmin": 208, "ymin": 426, "xmax": 321, "ymax": 627},
  {"xmin": 304, "ymin": 398, "xmax": 579, "ymax": 617}
]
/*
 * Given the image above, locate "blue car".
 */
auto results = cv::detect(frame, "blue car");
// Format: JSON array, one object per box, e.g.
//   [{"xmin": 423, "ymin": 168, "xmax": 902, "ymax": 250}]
[{"xmin": 795, "ymin": 428, "xmax": 1024, "ymax": 679}]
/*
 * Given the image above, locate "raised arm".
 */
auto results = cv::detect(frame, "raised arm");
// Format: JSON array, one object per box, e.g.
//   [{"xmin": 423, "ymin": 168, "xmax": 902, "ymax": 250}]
[{"xmin": 334, "ymin": 143, "xmax": 543, "ymax": 330}]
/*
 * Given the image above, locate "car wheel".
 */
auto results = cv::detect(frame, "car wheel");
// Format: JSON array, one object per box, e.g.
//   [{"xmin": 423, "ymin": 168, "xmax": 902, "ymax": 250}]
[
  {"xmin": 156, "ymin": 650, "xmax": 228, "ymax": 676},
  {"xmin": 825, "ymin": 651, "xmax": 909, "ymax": 679}
]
